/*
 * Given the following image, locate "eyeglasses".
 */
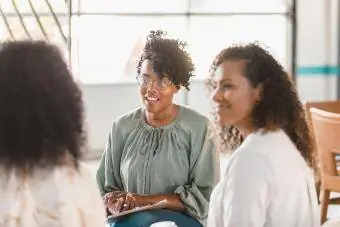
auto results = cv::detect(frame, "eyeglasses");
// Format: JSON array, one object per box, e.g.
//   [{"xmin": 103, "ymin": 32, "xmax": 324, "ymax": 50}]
[{"xmin": 136, "ymin": 74, "xmax": 173, "ymax": 90}]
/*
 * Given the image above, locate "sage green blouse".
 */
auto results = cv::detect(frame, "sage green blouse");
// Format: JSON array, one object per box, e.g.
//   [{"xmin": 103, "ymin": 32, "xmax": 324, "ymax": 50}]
[{"xmin": 96, "ymin": 105, "xmax": 219, "ymax": 225}]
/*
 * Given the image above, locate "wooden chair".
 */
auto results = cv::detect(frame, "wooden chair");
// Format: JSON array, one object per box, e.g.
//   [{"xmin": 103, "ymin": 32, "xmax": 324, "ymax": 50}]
[
  {"xmin": 310, "ymin": 107, "xmax": 340, "ymax": 224},
  {"xmin": 305, "ymin": 101, "xmax": 340, "ymax": 201},
  {"xmin": 305, "ymin": 101, "xmax": 340, "ymax": 120}
]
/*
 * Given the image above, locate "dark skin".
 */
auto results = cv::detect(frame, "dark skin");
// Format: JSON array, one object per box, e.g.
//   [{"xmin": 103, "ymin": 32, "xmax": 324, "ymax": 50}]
[
  {"xmin": 105, "ymin": 192, "xmax": 185, "ymax": 214},
  {"xmin": 105, "ymin": 60, "xmax": 185, "ymax": 215}
]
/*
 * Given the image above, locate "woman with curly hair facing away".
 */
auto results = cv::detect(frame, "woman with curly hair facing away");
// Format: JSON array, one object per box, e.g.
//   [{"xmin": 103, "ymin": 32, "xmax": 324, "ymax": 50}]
[
  {"xmin": 0, "ymin": 41, "xmax": 106, "ymax": 227},
  {"xmin": 207, "ymin": 43, "xmax": 319, "ymax": 227},
  {"xmin": 97, "ymin": 30, "xmax": 219, "ymax": 227}
]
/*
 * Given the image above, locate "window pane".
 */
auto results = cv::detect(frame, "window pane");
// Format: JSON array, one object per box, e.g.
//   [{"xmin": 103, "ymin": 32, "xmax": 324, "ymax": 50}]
[
  {"xmin": 189, "ymin": 0, "xmax": 289, "ymax": 13},
  {"xmin": 79, "ymin": 0, "xmax": 187, "ymax": 13},
  {"xmin": 188, "ymin": 15, "xmax": 288, "ymax": 78},
  {"xmin": 1, "ymin": 0, "xmax": 68, "ymax": 14},
  {"xmin": 0, "ymin": 15, "xmax": 69, "ymax": 59},
  {"xmin": 72, "ymin": 16, "xmax": 187, "ymax": 84}
]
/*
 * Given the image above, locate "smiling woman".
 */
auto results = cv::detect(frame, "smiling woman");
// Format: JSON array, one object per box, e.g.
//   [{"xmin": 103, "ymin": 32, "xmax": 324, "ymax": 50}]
[
  {"xmin": 96, "ymin": 30, "xmax": 220, "ymax": 227},
  {"xmin": 207, "ymin": 43, "xmax": 319, "ymax": 227}
]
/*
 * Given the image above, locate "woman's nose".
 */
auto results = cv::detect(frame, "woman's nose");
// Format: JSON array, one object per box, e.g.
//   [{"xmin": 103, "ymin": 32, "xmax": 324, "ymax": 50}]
[
  {"xmin": 147, "ymin": 80, "xmax": 162, "ymax": 91},
  {"xmin": 211, "ymin": 88, "xmax": 223, "ymax": 102}
]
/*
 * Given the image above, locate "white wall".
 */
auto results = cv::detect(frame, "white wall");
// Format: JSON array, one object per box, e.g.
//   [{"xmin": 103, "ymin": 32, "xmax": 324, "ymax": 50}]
[
  {"xmin": 82, "ymin": 0, "xmax": 340, "ymax": 153},
  {"xmin": 81, "ymin": 80, "xmax": 212, "ymax": 152},
  {"xmin": 296, "ymin": 0, "xmax": 339, "ymax": 102}
]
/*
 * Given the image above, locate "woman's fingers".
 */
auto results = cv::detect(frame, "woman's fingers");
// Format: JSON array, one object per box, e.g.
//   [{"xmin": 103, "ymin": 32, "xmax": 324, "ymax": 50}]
[
  {"xmin": 115, "ymin": 197, "xmax": 125, "ymax": 213},
  {"xmin": 104, "ymin": 191, "xmax": 125, "ymax": 205},
  {"xmin": 122, "ymin": 193, "xmax": 137, "ymax": 211},
  {"xmin": 105, "ymin": 192, "xmax": 139, "ymax": 214},
  {"xmin": 122, "ymin": 194, "xmax": 131, "ymax": 211}
]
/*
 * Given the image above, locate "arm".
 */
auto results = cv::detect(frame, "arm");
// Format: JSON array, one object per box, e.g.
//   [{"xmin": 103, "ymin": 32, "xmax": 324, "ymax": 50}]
[
  {"xmin": 174, "ymin": 122, "xmax": 220, "ymax": 224},
  {"xmin": 96, "ymin": 121, "xmax": 125, "ymax": 197},
  {"xmin": 220, "ymin": 151, "xmax": 273, "ymax": 226},
  {"xmin": 134, "ymin": 194, "xmax": 185, "ymax": 212}
]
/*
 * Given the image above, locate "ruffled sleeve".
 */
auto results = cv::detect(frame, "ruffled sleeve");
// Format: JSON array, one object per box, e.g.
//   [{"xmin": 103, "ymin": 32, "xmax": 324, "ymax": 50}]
[
  {"xmin": 96, "ymin": 121, "xmax": 125, "ymax": 196},
  {"xmin": 174, "ymin": 122, "xmax": 220, "ymax": 225}
]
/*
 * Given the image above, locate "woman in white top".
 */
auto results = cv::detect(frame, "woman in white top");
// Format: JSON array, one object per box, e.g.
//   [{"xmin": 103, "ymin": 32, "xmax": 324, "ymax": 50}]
[
  {"xmin": 207, "ymin": 43, "xmax": 319, "ymax": 227},
  {"xmin": 0, "ymin": 41, "xmax": 106, "ymax": 227}
]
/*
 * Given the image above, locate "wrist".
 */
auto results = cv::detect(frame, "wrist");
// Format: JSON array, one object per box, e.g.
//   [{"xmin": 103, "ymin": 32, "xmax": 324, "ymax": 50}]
[{"xmin": 135, "ymin": 194, "xmax": 151, "ymax": 207}]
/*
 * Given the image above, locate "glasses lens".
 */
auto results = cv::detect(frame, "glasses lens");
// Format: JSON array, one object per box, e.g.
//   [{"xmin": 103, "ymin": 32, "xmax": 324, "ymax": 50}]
[{"xmin": 136, "ymin": 75, "xmax": 145, "ymax": 86}]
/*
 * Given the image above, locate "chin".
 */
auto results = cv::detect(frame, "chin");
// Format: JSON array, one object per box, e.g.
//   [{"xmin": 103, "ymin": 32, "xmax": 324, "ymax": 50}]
[
  {"xmin": 216, "ymin": 117, "xmax": 235, "ymax": 127},
  {"xmin": 144, "ymin": 104, "xmax": 161, "ymax": 114}
]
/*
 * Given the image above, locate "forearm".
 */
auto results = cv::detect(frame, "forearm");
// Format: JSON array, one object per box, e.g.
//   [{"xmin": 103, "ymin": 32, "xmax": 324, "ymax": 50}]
[{"xmin": 139, "ymin": 194, "xmax": 185, "ymax": 212}]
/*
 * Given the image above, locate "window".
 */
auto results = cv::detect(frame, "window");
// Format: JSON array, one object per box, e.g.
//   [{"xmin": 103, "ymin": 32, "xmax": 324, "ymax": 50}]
[
  {"xmin": 1, "ymin": 0, "xmax": 67, "ymax": 14},
  {"xmin": 72, "ymin": 16, "xmax": 187, "ymax": 84},
  {"xmin": 78, "ymin": 0, "xmax": 188, "ymax": 13},
  {"xmin": 0, "ymin": 0, "xmax": 69, "ymax": 59},
  {"xmin": 0, "ymin": 0, "xmax": 291, "ymax": 84},
  {"xmin": 188, "ymin": 15, "xmax": 288, "ymax": 78},
  {"xmin": 189, "ymin": 0, "xmax": 288, "ymax": 13}
]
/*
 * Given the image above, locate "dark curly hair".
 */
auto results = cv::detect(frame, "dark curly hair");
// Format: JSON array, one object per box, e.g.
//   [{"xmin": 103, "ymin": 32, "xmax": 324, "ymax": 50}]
[
  {"xmin": 137, "ymin": 30, "xmax": 195, "ymax": 90},
  {"xmin": 208, "ymin": 43, "xmax": 317, "ymax": 172},
  {"xmin": 0, "ymin": 40, "xmax": 85, "ymax": 170}
]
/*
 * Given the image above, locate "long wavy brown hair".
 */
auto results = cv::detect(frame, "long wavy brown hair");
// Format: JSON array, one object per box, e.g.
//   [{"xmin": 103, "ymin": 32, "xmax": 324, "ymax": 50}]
[{"xmin": 207, "ymin": 43, "xmax": 317, "ymax": 174}]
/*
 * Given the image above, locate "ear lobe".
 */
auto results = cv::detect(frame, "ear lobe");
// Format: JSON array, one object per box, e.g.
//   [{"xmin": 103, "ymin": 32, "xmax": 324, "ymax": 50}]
[{"xmin": 255, "ymin": 83, "xmax": 264, "ymax": 102}]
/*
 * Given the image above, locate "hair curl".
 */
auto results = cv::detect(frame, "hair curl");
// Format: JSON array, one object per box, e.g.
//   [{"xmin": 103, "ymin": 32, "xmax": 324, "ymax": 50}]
[
  {"xmin": 208, "ymin": 43, "xmax": 317, "ymax": 172},
  {"xmin": 137, "ymin": 30, "xmax": 195, "ymax": 90},
  {"xmin": 0, "ymin": 40, "xmax": 85, "ymax": 170}
]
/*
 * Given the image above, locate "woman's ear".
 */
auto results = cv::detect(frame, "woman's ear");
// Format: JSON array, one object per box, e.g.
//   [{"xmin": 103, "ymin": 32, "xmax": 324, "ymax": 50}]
[{"xmin": 254, "ymin": 83, "xmax": 264, "ymax": 102}]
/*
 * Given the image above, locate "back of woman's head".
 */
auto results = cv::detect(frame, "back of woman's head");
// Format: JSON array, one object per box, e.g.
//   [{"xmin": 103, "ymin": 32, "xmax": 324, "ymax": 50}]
[
  {"xmin": 209, "ymin": 43, "xmax": 316, "ymax": 171},
  {"xmin": 0, "ymin": 40, "xmax": 84, "ymax": 169}
]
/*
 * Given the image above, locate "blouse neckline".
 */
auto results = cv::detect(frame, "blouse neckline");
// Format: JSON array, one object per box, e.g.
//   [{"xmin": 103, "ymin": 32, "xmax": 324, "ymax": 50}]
[{"xmin": 141, "ymin": 105, "xmax": 183, "ymax": 131}]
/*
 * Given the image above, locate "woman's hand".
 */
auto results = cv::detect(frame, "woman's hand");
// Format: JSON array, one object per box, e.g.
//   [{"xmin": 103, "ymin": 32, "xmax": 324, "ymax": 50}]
[
  {"xmin": 104, "ymin": 191, "xmax": 126, "ymax": 214},
  {"xmin": 121, "ymin": 193, "xmax": 137, "ymax": 211},
  {"xmin": 104, "ymin": 192, "xmax": 144, "ymax": 214}
]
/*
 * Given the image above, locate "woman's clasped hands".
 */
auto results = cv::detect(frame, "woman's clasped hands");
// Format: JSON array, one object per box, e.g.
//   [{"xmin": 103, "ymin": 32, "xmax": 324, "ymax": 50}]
[{"xmin": 104, "ymin": 191, "xmax": 144, "ymax": 214}]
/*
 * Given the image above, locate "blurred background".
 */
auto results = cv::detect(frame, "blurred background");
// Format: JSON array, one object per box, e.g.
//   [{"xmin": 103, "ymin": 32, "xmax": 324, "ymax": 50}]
[{"xmin": 0, "ymin": 0, "xmax": 337, "ymax": 158}]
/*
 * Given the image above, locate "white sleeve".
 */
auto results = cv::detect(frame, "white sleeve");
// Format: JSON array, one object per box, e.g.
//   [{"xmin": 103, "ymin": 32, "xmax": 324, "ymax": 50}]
[
  {"xmin": 220, "ymin": 151, "xmax": 273, "ymax": 227},
  {"xmin": 79, "ymin": 164, "xmax": 107, "ymax": 227}
]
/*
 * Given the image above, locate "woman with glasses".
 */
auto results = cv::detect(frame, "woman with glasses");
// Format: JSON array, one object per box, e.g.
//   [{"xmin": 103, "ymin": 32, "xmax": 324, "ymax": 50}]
[{"xmin": 96, "ymin": 30, "xmax": 219, "ymax": 227}]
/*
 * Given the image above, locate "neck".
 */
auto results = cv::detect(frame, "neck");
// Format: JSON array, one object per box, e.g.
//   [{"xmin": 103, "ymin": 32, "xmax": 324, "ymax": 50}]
[
  {"xmin": 146, "ymin": 105, "xmax": 178, "ymax": 127},
  {"xmin": 235, "ymin": 119, "xmax": 256, "ymax": 138}
]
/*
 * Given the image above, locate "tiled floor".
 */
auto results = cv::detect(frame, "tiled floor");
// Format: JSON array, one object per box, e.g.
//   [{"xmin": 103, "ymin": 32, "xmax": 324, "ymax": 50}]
[{"xmin": 83, "ymin": 155, "xmax": 340, "ymax": 223}]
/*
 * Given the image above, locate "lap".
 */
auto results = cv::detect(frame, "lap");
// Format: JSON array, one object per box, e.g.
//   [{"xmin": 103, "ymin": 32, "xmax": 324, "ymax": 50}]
[{"xmin": 108, "ymin": 209, "xmax": 201, "ymax": 227}]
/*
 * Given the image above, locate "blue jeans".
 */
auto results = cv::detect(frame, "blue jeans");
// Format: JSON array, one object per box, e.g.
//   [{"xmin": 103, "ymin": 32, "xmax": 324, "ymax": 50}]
[{"xmin": 107, "ymin": 209, "xmax": 202, "ymax": 227}]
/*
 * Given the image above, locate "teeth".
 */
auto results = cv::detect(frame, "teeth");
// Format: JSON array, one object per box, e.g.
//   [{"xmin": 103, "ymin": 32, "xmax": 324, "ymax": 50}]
[{"xmin": 146, "ymin": 97, "xmax": 158, "ymax": 101}]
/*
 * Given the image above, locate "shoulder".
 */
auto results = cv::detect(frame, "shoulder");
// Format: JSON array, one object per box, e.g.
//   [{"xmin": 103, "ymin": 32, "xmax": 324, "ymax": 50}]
[
  {"xmin": 225, "ymin": 134, "xmax": 275, "ymax": 180},
  {"xmin": 114, "ymin": 107, "xmax": 143, "ymax": 126},
  {"xmin": 177, "ymin": 105, "xmax": 215, "ymax": 134},
  {"xmin": 54, "ymin": 164, "xmax": 94, "ymax": 187},
  {"xmin": 110, "ymin": 107, "xmax": 144, "ymax": 134},
  {"xmin": 61, "ymin": 164, "xmax": 107, "ymax": 225},
  {"xmin": 228, "ymin": 146, "xmax": 272, "ymax": 173},
  {"xmin": 178, "ymin": 105, "xmax": 211, "ymax": 124},
  {"xmin": 58, "ymin": 164, "xmax": 102, "ymax": 202},
  {"xmin": 223, "ymin": 130, "xmax": 294, "ymax": 179},
  {"xmin": 236, "ymin": 129, "xmax": 295, "ymax": 156}
]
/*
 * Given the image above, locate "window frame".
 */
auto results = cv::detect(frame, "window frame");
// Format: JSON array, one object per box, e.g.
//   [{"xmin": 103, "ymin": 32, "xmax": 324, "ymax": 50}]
[{"xmin": 0, "ymin": 0, "xmax": 294, "ymax": 84}]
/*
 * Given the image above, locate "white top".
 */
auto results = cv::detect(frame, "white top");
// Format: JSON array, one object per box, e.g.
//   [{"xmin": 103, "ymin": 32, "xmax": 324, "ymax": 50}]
[
  {"xmin": 323, "ymin": 219, "xmax": 340, "ymax": 227},
  {"xmin": 0, "ymin": 163, "xmax": 106, "ymax": 227},
  {"xmin": 208, "ymin": 129, "xmax": 319, "ymax": 227}
]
